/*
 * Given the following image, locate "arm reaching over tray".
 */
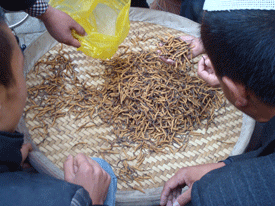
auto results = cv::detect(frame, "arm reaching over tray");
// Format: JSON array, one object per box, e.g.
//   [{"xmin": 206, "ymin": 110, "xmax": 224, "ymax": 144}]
[
  {"xmin": 0, "ymin": 0, "xmax": 86, "ymax": 48},
  {"xmin": 160, "ymin": 162, "xmax": 225, "ymax": 206},
  {"xmin": 37, "ymin": 5, "xmax": 86, "ymax": 48}
]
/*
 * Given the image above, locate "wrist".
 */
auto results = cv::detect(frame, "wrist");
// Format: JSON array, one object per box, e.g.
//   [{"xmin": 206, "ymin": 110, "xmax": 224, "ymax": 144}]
[
  {"xmin": 91, "ymin": 198, "xmax": 104, "ymax": 205},
  {"xmin": 37, "ymin": 5, "xmax": 53, "ymax": 22},
  {"xmin": 26, "ymin": 0, "xmax": 49, "ymax": 17},
  {"xmin": 216, "ymin": 161, "xmax": 226, "ymax": 168}
]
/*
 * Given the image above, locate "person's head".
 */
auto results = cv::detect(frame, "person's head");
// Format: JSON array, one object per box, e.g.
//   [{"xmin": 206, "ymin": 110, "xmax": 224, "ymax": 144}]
[
  {"xmin": 201, "ymin": 10, "xmax": 275, "ymax": 121},
  {"xmin": 0, "ymin": 8, "xmax": 27, "ymax": 132}
]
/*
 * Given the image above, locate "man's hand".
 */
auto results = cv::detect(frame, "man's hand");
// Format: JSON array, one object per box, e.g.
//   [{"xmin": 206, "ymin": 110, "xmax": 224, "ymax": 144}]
[
  {"xmin": 38, "ymin": 6, "xmax": 86, "ymax": 48},
  {"xmin": 159, "ymin": 35, "xmax": 205, "ymax": 65},
  {"xmin": 64, "ymin": 153, "xmax": 111, "ymax": 205},
  {"xmin": 160, "ymin": 162, "xmax": 225, "ymax": 206},
  {"xmin": 20, "ymin": 143, "xmax": 32, "ymax": 166},
  {"xmin": 197, "ymin": 55, "xmax": 220, "ymax": 87}
]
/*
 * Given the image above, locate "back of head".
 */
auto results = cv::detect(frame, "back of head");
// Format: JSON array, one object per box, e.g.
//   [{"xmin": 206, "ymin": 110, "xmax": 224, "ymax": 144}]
[
  {"xmin": 201, "ymin": 10, "xmax": 275, "ymax": 106},
  {"xmin": 0, "ymin": 7, "xmax": 14, "ymax": 87}
]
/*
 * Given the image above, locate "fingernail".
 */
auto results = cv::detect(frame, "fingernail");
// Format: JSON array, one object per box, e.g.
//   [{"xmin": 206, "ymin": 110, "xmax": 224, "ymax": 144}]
[
  {"xmin": 159, "ymin": 199, "xmax": 165, "ymax": 205},
  {"xmin": 67, "ymin": 155, "xmax": 72, "ymax": 160},
  {"xmin": 173, "ymin": 200, "xmax": 180, "ymax": 206}
]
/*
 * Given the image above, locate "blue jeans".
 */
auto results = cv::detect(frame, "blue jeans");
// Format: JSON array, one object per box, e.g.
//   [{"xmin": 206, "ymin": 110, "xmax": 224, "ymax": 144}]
[{"xmin": 91, "ymin": 158, "xmax": 117, "ymax": 206}]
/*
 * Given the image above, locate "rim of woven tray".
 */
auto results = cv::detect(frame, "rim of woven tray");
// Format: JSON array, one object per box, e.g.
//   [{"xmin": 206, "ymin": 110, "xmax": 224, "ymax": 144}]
[
  {"xmin": 20, "ymin": 9, "xmax": 254, "ymax": 206},
  {"xmin": 25, "ymin": 22, "xmax": 242, "ymax": 187}
]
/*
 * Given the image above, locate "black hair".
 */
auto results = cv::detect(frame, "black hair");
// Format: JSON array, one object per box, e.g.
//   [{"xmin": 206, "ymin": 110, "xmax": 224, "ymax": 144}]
[
  {"xmin": 201, "ymin": 10, "xmax": 275, "ymax": 106},
  {"xmin": 0, "ymin": 7, "xmax": 14, "ymax": 87}
]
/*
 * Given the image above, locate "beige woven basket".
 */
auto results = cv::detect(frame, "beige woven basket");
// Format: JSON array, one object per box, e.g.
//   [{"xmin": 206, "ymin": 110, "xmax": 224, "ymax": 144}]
[
  {"xmin": 24, "ymin": 20, "xmax": 242, "ymax": 190},
  {"xmin": 19, "ymin": 9, "xmax": 253, "ymax": 206}
]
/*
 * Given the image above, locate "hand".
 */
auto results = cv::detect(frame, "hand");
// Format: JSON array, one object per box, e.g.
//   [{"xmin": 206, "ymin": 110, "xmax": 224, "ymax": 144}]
[
  {"xmin": 159, "ymin": 35, "xmax": 205, "ymax": 65},
  {"xmin": 38, "ymin": 6, "xmax": 86, "ymax": 48},
  {"xmin": 64, "ymin": 153, "xmax": 111, "ymax": 205},
  {"xmin": 160, "ymin": 162, "xmax": 225, "ymax": 206},
  {"xmin": 20, "ymin": 143, "xmax": 32, "ymax": 166},
  {"xmin": 197, "ymin": 55, "xmax": 220, "ymax": 87}
]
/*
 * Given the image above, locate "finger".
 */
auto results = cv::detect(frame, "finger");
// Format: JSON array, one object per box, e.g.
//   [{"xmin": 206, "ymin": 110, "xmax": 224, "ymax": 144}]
[
  {"xmin": 22, "ymin": 163, "xmax": 31, "ymax": 169},
  {"xmin": 172, "ymin": 189, "xmax": 178, "ymax": 204},
  {"xmin": 159, "ymin": 56, "xmax": 175, "ymax": 65},
  {"xmin": 160, "ymin": 184, "xmax": 173, "ymax": 205},
  {"xmin": 197, "ymin": 56, "xmax": 206, "ymax": 73},
  {"xmin": 69, "ymin": 37, "xmax": 82, "ymax": 48},
  {"xmin": 64, "ymin": 155, "xmax": 75, "ymax": 181},
  {"xmin": 160, "ymin": 177, "xmax": 185, "ymax": 205},
  {"xmin": 180, "ymin": 36, "xmax": 204, "ymax": 58},
  {"xmin": 205, "ymin": 58, "xmax": 214, "ymax": 73},
  {"xmin": 70, "ymin": 20, "xmax": 86, "ymax": 36},
  {"xmin": 86, "ymin": 158, "xmax": 111, "ymax": 183},
  {"xmin": 20, "ymin": 143, "xmax": 33, "ymax": 163},
  {"xmin": 167, "ymin": 191, "xmax": 174, "ymax": 206},
  {"xmin": 179, "ymin": 35, "xmax": 195, "ymax": 44},
  {"xmin": 74, "ymin": 153, "xmax": 90, "ymax": 172},
  {"xmin": 176, "ymin": 188, "xmax": 192, "ymax": 206},
  {"xmin": 87, "ymin": 157, "xmax": 102, "ymax": 171},
  {"xmin": 173, "ymin": 188, "xmax": 182, "ymax": 203},
  {"xmin": 167, "ymin": 199, "xmax": 173, "ymax": 206},
  {"xmin": 177, "ymin": 187, "xmax": 182, "ymax": 197}
]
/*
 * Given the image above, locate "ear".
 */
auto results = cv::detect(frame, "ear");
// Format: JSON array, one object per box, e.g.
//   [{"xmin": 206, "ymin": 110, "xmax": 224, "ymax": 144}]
[{"xmin": 222, "ymin": 76, "xmax": 248, "ymax": 107}]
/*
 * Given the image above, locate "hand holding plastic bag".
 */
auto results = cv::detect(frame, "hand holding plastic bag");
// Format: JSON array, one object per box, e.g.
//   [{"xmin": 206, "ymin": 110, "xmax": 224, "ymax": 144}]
[{"xmin": 50, "ymin": 0, "xmax": 130, "ymax": 59}]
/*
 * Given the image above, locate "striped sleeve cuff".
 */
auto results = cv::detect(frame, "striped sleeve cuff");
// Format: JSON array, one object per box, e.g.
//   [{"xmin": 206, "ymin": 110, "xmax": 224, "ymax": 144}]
[{"xmin": 70, "ymin": 188, "xmax": 93, "ymax": 206}]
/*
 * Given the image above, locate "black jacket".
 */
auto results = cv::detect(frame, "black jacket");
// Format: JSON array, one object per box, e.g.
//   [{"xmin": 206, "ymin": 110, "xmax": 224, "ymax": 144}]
[
  {"xmin": 191, "ymin": 116, "xmax": 275, "ymax": 205},
  {"xmin": 0, "ymin": 131, "xmax": 23, "ymax": 173},
  {"xmin": 0, "ymin": 0, "xmax": 36, "ymax": 11},
  {"xmin": 0, "ymin": 130, "xmax": 93, "ymax": 206}
]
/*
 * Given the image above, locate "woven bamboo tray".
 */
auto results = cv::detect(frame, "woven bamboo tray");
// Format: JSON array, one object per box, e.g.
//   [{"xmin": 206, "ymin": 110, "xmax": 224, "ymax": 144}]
[{"xmin": 24, "ymin": 21, "xmax": 243, "ymax": 193}]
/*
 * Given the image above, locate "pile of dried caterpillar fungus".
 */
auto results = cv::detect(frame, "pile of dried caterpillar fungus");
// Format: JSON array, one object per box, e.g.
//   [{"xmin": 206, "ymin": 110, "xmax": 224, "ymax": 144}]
[{"xmin": 25, "ymin": 34, "xmax": 225, "ymax": 192}]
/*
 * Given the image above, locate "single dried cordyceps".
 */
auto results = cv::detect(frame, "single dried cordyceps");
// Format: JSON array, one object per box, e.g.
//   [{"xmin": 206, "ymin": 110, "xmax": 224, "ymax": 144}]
[{"xmin": 25, "ymin": 35, "xmax": 225, "ymax": 192}]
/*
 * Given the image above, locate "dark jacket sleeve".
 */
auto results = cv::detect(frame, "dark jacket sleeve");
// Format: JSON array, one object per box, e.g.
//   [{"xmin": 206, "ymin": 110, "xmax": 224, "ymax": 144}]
[
  {"xmin": 0, "ymin": 0, "xmax": 36, "ymax": 11},
  {"xmin": 222, "ymin": 149, "xmax": 260, "ymax": 165},
  {"xmin": 0, "ymin": 131, "xmax": 23, "ymax": 172},
  {"xmin": 223, "ymin": 138, "xmax": 275, "ymax": 165},
  {"xmin": 223, "ymin": 118, "xmax": 275, "ymax": 165},
  {"xmin": 191, "ymin": 153, "xmax": 275, "ymax": 206},
  {"xmin": 0, "ymin": 172, "xmax": 93, "ymax": 206}
]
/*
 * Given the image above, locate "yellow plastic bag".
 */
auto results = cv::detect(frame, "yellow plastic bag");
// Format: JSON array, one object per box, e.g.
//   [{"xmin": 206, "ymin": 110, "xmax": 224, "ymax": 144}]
[{"xmin": 49, "ymin": 0, "xmax": 130, "ymax": 59}]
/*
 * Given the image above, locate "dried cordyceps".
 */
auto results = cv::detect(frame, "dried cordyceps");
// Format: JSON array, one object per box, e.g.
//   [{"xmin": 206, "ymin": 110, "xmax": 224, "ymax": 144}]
[{"xmin": 25, "ymin": 35, "xmax": 225, "ymax": 192}]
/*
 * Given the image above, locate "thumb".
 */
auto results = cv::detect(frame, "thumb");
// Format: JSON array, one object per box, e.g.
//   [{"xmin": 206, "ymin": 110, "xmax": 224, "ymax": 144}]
[
  {"xmin": 69, "ymin": 37, "xmax": 82, "ymax": 48},
  {"xmin": 179, "ymin": 35, "xmax": 194, "ymax": 44},
  {"xmin": 197, "ymin": 56, "xmax": 207, "ymax": 77},
  {"xmin": 64, "ymin": 155, "xmax": 75, "ymax": 182},
  {"xmin": 173, "ymin": 188, "xmax": 192, "ymax": 206},
  {"xmin": 20, "ymin": 143, "xmax": 33, "ymax": 163},
  {"xmin": 70, "ymin": 20, "xmax": 86, "ymax": 36}
]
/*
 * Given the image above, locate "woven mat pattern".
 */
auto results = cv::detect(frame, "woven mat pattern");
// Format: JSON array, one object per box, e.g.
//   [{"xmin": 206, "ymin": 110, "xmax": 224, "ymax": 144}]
[{"xmin": 24, "ymin": 21, "xmax": 243, "ymax": 191}]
